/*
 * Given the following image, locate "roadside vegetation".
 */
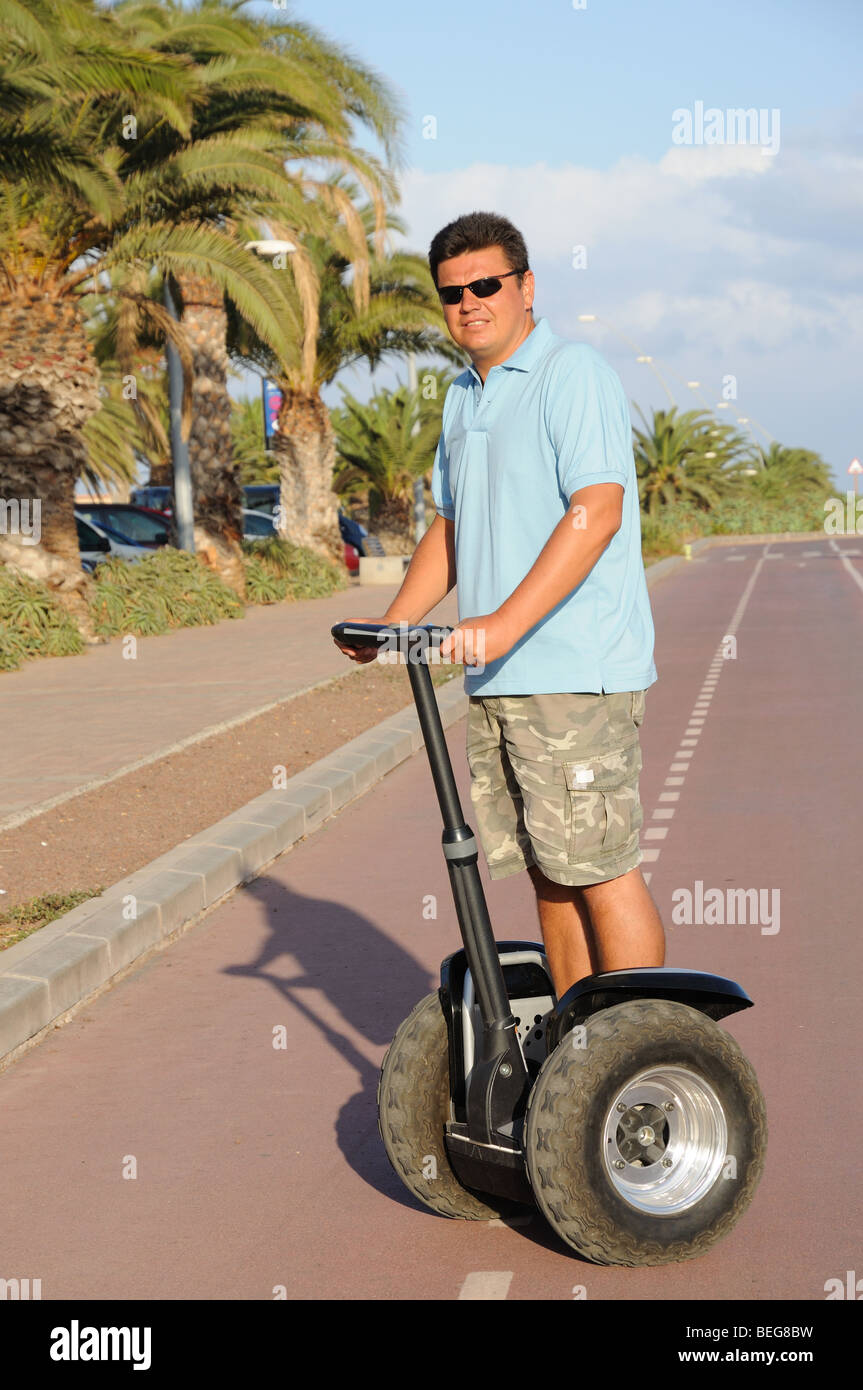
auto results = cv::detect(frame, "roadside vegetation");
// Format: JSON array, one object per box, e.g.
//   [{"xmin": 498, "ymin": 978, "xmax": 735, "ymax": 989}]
[{"xmin": 0, "ymin": 890, "xmax": 102, "ymax": 951}]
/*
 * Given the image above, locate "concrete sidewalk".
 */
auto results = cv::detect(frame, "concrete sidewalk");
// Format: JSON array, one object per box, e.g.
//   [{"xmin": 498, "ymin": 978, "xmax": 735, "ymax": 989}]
[{"xmin": 0, "ymin": 578, "xmax": 459, "ymax": 828}]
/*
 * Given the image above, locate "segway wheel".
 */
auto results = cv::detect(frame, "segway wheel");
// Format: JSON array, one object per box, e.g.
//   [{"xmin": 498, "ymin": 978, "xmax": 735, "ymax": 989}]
[
  {"xmin": 378, "ymin": 992, "xmax": 526, "ymax": 1220},
  {"xmin": 525, "ymin": 998, "xmax": 767, "ymax": 1265}
]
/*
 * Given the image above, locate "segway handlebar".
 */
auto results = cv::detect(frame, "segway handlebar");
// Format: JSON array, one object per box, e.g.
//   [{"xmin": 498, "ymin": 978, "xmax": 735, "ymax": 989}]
[{"xmin": 331, "ymin": 621, "xmax": 454, "ymax": 656}]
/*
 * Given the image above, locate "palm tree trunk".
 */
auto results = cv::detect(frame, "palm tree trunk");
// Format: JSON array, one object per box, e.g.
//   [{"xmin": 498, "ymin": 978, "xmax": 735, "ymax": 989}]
[
  {"xmin": 0, "ymin": 281, "xmax": 100, "ymax": 637},
  {"xmin": 175, "ymin": 273, "xmax": 246, "ymax": 597},
  {"xmin": 369, "ymin": 494, "xmax": 414, "ymax": 554},
  {"xmin": 272, "ymin": 386, "xmax": 343, "ymax": 563}
]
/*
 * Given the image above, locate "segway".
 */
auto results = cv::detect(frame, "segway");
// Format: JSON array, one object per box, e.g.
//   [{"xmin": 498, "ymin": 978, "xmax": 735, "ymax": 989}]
[{"xmin": 332, "ymin": 621, "xmax": 767, "ymax": 1265}]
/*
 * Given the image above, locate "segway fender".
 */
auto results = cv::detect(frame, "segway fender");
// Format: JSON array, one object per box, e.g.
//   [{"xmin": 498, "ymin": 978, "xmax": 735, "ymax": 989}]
[{"xmin": 547, "ymin": 966, "xmax": 754, "ymax": 1053}]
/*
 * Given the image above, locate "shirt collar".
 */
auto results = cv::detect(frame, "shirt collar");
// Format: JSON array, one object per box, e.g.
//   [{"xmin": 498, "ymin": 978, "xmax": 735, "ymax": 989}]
[{"xmin": 467, "ymin": 316, "xmax": 553, "ymax": 385}]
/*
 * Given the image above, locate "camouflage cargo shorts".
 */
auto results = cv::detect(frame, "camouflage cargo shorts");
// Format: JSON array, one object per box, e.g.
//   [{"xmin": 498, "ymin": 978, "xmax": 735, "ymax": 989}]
[{"xmin": 466, "ymin": 690, "xmax": 647, "ymax": 886}]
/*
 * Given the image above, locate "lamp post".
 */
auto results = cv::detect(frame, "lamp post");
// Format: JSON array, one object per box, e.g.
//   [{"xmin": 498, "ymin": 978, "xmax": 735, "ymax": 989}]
[
  {"xmin": 577, "ymin": 314, "xmax": 676, "ymax": 407},
  {"xmin": 162, "ymin": 276, "xmax": 195, "ymax": 553},
  {"xmin": 245, "ymin": 239, "xmax": 297, "ymax": 534}
]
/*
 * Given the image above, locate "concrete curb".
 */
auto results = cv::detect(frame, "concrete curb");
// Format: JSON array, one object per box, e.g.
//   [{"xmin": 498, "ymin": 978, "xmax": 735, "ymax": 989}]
[
  {"xmin": 0, "ymin": 529, "xmax": 827, "ymax": 1066},
  {"xmin": 0, "ymin": 675, "xmax": 467, "ymax": 1069}
]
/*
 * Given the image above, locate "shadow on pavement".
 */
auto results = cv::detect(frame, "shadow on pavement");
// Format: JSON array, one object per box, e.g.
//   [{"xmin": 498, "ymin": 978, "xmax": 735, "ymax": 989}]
[{"xmin": 222, "ymin": 874, "xmax": 437, "ymax": 1212}]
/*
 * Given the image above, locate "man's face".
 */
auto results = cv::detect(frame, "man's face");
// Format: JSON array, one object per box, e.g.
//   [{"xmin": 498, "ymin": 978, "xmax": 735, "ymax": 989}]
[{"xmin": 435, "ymin": 246, "xmax": 535, "ymax": 372}]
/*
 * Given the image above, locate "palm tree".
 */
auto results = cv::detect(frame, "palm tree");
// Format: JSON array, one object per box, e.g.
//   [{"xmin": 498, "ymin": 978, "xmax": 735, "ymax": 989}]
[
  {"xmin": 110, "ymin": 0, "xmax": 407, "ymax": 588},
  {"xmin": 332, "ymin": 372, "xmax": 452, "ymax": 551},
  {"xmin": 632, "ymin": 406, "xmax": 746, "ymax": 517},
  {"xmin": 737, "ymin": 442, "xmax": 833, "ymax": 502},
  {"xmin": 231, "ymin": 206, "xmax": 463, "ymax": 561},
  {"xmin": 0, "ymin": 0, "xmax": 200, "ymax": 629},
  {"xmin": 0, "ymin": 0, "xmax": 309, "ymax": 624}
]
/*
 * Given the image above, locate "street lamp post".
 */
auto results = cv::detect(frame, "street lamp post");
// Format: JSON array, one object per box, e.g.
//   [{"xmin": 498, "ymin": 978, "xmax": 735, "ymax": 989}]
[
  {"xmin": 162, "ymin": 276, "xmax": 195, "ymax": 553},
  {"xmin": 245, "ymin": 239, "xmax": 297, "ymax": 536},
  {"xmin": 577, "ymin": 314, "xmax": 676, "ymax": 407}
]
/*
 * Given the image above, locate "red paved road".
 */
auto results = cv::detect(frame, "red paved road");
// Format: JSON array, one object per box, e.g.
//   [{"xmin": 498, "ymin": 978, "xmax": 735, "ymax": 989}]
[{"xmin": 1, "ymin": 539, "xmax": 860, "ymax": 1300}]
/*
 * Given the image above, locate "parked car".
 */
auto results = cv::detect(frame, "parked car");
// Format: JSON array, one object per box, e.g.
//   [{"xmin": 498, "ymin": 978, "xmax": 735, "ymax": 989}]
[
  {"xmin": 129, "ymin": 485, "xmax": 173, "ymax": 515},
  {"xmin": 338, "ymin": 511, "xmax": 385, "ymax": 558},
  {"xmin": 242, "ymin": 508, "xmax": 278, "ymax": 541},
  {"xmin": 74, "ymin": 503, "xmax": 171, "ymax": 549},
  {"xmin": 76, "ymin": 513, "xmax": 153, "ymax": 571},
  {"xmin": 243, "ymin": 484, "xmax": 279, "ymax": 517}
]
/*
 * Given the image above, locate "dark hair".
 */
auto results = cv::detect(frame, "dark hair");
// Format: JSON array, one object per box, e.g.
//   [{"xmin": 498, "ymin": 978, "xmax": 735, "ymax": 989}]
[{"xmin": 428, "ymin": 211, "xmax": 530, "ymax": 288}]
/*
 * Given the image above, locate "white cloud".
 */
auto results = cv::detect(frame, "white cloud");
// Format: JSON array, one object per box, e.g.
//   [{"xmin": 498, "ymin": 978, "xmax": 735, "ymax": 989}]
[{"xmin": 391, "ymin": 128, "xmax": 862, "ymax": 470}]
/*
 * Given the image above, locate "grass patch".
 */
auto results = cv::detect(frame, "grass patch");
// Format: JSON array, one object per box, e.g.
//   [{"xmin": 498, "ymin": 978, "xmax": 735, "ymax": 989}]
[
  {"xmin": 242, "ymin": 537, "xmax": 348, "ymax": 603},
  {"xmin": 0, "ymin": 568, "xmax": 85, "ymax": 671},
  {"xmin": 640, "ymin": 493, "xmax": 830, "ymax": 562},
  {"xmin": 0, "ymin": 888, "xmax": 102, "ymax": 951},
  {"xmin": 90, "ymin": 550, "xmax": 243, "ymax": 638}
]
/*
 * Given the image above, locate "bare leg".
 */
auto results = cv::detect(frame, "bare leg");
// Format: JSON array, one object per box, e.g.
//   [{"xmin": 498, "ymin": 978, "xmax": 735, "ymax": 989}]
[
  {"xmin": 527, "ymin": 863, "xmax": 599, "ymax": 999},
  {"xmin": 580, "ymin": 867, "xmax": 665, "ymax": 973}
]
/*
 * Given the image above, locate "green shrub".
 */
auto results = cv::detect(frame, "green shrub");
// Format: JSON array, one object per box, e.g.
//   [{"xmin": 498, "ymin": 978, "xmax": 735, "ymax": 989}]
[
  {"xmin": 242, "ymin": 537, "xmax": 348, "ymax": 603},
  {"xmin": 0, "ymin": 568, "xmax": 85, "ymax": 671},
  {"xmin": 89, "ymin": 550, "xmax": 243, "ymax": 638}
]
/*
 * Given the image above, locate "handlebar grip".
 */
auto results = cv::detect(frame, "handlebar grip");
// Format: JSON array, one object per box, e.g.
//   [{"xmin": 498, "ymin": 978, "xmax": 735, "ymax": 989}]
[{"xmin": 331, "ymin": 621, "xmax": 454, "ymax": 651}]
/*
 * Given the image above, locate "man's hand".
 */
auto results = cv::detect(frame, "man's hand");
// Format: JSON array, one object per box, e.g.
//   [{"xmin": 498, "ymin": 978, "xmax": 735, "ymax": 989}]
[
  {"xmin": 333, "ymin": 618, "xmax": 389, "ymax": 665},
  {"xmin": 439, "ymin": 610, "xmax": 519, "ymax": 667}
]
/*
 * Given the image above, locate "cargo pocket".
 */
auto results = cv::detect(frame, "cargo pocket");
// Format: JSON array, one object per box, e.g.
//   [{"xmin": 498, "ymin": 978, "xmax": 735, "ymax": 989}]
[{"xmin": 560, "ymin": 739, "xmax": 643, "ymax": 864}]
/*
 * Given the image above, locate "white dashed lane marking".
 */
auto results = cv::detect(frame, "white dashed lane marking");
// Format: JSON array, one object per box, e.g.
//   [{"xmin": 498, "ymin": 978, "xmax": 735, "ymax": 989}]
[
  {"xmin": 639, "ymin": 548, "xmax": 769, "ymax": 879},
  {"xmin": 458, "ymin": 1272, "xmax": 514, "ymax": 1300}
]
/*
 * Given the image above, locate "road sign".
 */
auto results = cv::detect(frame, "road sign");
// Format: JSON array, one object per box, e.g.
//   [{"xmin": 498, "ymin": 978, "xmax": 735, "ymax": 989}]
[
  {"xmin": 262, "ymin": 379, "xmax": 282, "ymax": 449},
  {"xmin": 848, "ymin": 458, "xmax": 862, "ymax": 474}
]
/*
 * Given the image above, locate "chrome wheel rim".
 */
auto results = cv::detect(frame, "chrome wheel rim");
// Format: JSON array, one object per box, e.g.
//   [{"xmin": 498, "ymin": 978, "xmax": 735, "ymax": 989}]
[{"xmin": 601, "ymin": 1065, "xmax": 728, "ymax": 1216}]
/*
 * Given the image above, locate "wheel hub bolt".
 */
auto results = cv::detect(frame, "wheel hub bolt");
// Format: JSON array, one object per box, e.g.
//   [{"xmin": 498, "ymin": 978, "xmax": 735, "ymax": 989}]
[
  {"xmin": 664, "ymin": 1102, "xmax": 675, "ymax": 1111},
  {"xmin": 617, "ymin": 1103, "xmax": 626, "ymax": 1112},
  {"xmin": 614, "ymin": 1160, "xmax": 626, "ymax": 1170},
  {"xmin": 662, "ymin": 1157, "xmax": 673, "ymax": 1167}
]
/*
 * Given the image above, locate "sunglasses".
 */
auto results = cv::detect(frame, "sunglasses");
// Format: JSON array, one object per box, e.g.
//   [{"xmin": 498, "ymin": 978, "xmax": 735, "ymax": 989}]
[{"xmin": 437, "ymin": 268, "xmax": 524, "ymax": 306}]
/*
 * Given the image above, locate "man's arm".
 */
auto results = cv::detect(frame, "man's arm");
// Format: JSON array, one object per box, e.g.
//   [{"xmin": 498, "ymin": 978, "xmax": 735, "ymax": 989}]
[
  {"xmin": 440, "ymin": 483, "xmax": 622, "ymax": 665},
  {"xmin": 498, "ymin": 482, "xmax": 622, "ymax": 640},
  {"xmin": 381, "ymin": 511, "xmax": 457, "ymax": 625}
]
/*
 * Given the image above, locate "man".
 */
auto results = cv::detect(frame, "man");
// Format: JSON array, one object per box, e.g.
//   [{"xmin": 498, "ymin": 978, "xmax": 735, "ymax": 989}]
[{"xmin": 335, "ymin": 210, "xmax": 664, "ymax": 1000}]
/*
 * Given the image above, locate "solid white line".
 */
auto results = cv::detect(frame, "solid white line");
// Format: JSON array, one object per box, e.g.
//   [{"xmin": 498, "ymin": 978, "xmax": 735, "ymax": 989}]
[{"xmin": 458, "ymin": 1272, "xmax": 513, "ymax": 1300}]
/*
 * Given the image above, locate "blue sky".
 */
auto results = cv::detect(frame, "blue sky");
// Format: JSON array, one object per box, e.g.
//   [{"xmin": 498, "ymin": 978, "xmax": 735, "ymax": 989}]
[{"xmin": 242, "ymin": 0, "xmax": 863, "ymax": 483}]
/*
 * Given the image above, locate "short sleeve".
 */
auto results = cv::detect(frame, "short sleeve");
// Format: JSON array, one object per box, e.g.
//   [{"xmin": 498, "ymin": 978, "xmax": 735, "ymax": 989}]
[
  {"xmin": 546, "ymin": 349, "xmax": 632, "ymax": 499},
  {"xmin": 431, "ymin": 423, "xmax": 455, "ymax": 520}
]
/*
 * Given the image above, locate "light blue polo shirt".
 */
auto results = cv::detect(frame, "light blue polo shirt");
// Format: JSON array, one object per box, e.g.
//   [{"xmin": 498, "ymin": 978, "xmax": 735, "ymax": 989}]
[{"xmin": 431, "ymin": 316, "xmax": 657, "ymax": 696}]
